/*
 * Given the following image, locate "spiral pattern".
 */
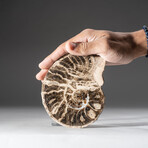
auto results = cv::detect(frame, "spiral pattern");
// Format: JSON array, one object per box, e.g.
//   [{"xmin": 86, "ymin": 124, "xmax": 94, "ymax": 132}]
[{"xmin": 41, "ymin": 54, "xmax": 105, "ymax": 128}]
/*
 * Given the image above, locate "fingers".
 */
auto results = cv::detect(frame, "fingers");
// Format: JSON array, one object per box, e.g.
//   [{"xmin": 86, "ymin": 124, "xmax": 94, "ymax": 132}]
[
  {"xmin": 36, "ymin": 69, "xmax": 48, "ymax": 80},
  {"xmin": 36, "ymin": 29, "xmax": 110, "ymax": 81},
  {"xmin": 36, "ymin": 32, "xmax": 88, "ymax": 80}
]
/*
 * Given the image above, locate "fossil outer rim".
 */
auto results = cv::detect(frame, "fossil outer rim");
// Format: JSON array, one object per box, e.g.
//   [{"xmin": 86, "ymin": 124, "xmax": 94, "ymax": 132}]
[{"xmin": 41, "ymin": 54, "xmax": 106, "ymax": 128}]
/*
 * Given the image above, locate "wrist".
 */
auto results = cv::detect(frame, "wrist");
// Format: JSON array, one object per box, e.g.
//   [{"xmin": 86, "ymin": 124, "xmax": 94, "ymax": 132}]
[{"xmin": 131, "ymin": 29, "xmax": 147, "ymax": 59}]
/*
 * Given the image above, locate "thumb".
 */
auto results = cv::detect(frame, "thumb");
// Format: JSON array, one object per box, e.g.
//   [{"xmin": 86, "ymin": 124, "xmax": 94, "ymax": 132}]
[{"xmin": 65, "ymin": 41, "xmax": 101, "ymax": 56}]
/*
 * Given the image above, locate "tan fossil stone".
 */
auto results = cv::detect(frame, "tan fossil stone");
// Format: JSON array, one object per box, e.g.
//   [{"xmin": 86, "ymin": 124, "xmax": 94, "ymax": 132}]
[{"xmin": 41, "ymin": 54, "xmax": 105, "ymax": 128}]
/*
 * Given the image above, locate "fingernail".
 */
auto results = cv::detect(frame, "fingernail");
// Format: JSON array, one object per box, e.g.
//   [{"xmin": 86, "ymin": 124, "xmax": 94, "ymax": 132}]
[
  {"xmin": 38, "ymin": 63, "xmax": 42, "ymax": 68},
  {"xmin": 71, "ymin": 42, "xmax": 77, "ymax": 50},
  {"xmin": 36, "ymin": 73, "xmax": 40, "ymax": 80}
]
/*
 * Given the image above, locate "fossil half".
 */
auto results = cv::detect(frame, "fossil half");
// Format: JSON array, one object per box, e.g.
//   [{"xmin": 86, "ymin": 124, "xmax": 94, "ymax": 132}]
[{"xmin": 41, "ymin": 54, "xmax": 106, "ymax": 128}]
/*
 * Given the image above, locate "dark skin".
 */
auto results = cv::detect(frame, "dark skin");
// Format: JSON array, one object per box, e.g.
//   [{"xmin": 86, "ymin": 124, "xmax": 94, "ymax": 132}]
[{"xmin": 36, "ymin": 29, "xmax": 147, "ymax": 80}]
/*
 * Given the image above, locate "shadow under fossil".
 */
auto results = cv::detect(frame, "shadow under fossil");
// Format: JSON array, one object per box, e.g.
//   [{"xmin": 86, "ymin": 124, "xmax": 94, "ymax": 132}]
[
  {"xmin": 50, "ymin": 116, "xmax": 148, "ymax": 128},
  {"xmin": 87, "ymin": 116, "xmax": 148, "ymax": 128}
]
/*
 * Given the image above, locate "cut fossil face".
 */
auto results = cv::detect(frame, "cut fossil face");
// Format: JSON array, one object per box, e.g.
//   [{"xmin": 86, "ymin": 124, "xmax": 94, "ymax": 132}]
[{"xmin": 41, "ymin": 54, "xmax": 105, "ymax": 128}]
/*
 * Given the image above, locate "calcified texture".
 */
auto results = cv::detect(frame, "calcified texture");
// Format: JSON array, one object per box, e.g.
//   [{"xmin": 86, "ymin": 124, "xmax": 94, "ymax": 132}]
[{"xmin": 41, "ymin": 54, "xmax": 105, "ymax": 128}]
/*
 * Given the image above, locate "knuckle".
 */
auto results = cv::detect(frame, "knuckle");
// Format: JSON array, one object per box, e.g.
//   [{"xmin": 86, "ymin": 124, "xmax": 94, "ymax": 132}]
[
  {"xmin": 101, "ymin": 30, "xmax": 111, "ymax": 36},
  {"xmin": 96, "ymin": 30, "xmax": 111, "ymax": 39},
  {"xmin": 102, "ymin": 31, "xmax": 110, "ymax": 36},
  {"xmin": 81, "ymin": 28, "xmax": 94, "ymax": 34}
]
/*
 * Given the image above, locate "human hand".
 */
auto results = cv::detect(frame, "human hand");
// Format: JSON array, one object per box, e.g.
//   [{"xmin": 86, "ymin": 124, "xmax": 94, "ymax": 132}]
[{"xmin": 36, "ymin": 29, "xmax": 147, "ymax": 80}]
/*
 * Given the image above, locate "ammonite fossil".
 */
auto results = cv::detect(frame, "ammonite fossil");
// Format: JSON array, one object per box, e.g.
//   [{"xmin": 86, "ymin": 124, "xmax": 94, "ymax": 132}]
[{"xmin": 41, "ymin": 54, "xmax": 106, "ymax": 128}]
